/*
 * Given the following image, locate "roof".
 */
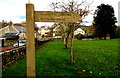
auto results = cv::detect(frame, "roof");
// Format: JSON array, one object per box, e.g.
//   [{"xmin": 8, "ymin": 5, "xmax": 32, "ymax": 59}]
[
  {"xmin": 0, "ymin": 33, "xmax": 20, "ymax": 38},
  {"xmin": 13, "ymin": 26, "xmax": 26, "ymax": 33},
  {"xmin": 74, "ymin": 28, "xmax": 85, "ymax": 35}
]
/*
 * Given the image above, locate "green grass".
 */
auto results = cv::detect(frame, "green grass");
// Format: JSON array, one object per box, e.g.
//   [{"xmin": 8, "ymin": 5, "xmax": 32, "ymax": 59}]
[{"xmin": 2, "ymin": 39, "xmax": 119, "ymax": 77}]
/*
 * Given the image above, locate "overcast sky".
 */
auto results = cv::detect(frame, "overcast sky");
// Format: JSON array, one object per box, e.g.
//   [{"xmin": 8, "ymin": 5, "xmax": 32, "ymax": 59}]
[{"xmin": 0, "ymin": 0, "xmax": 119, "ymax": 27}]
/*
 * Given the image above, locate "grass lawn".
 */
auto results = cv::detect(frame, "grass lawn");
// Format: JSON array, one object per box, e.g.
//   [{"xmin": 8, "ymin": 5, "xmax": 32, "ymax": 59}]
[{"xmin": 2, "ymin": 39, "xmax": 119, "ymax": 77}]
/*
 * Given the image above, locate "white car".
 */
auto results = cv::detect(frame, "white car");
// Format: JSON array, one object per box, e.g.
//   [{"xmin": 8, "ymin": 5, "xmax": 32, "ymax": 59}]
[{"xmin": 13, "ymin": 40, "xmax": 26, "ymax": 48}]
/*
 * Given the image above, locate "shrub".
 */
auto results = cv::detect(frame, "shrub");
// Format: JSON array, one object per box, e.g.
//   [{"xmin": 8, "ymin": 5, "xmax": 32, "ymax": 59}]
[
  {"xmin": 84, "ymin": 33, "xmax": 95, "ymax": 39},
  {"xmin": 115, "ymin": 32, "xmax": 120, "ymax": 38},
  {"xmin": 75, "ymin": 34, "xmax": 84, "ymax": 40}
]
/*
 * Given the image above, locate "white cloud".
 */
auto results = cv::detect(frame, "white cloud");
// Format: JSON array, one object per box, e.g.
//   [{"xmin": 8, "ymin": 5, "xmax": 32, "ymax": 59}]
[{"xmin": 0, "ymin": 0, "xmax": 26, "ymax": 17}]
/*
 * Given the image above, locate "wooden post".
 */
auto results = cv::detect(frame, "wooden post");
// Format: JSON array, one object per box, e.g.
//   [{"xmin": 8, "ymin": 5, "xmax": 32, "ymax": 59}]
[
  {"xmin": 28, "ymin": 0, "xmax": 31, "ymax": 3},
  {"xmin": 26, "ymin": 3, "xmax": 36, "ymax": 77},
  {"xmin": 1, "ymin": 39, "xmax": 4, "ymax": 47}
]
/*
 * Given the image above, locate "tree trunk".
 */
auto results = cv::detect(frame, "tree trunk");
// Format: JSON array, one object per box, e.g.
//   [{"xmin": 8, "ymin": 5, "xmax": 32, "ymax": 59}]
[
  {"xmin": 104, "ymin": 35, "xmax": 106, "ymax": 40},
  {"xmin": 63, "ymin": 23, "xmax": 69, "ymax": 48},
  {"xmin": 64, "ymin": 37, "xmax": 68, "ymax": 48},
  {"xmin": 70, "ymin": 34, "xmax": 74, "ymax": 63},
  {"xmin": 70, "ymin": 24, "xmax": 74, "ymax": 63}
]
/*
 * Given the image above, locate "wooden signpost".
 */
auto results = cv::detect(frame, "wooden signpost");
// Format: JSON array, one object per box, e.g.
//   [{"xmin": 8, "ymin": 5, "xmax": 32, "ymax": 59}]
[
  {"xmin": 26, "ymin": 3, "xmax": 36, "ymax": 77},
  {"xmin": 34, "ymin": 11, "xmax": 80, "ymax": 22},
  {"xmin": 26, "ymin": 3, "xmax": 81, "ymax": 77}
]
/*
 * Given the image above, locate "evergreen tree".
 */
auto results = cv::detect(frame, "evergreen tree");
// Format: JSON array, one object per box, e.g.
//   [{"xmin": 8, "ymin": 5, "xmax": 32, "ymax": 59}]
[{"xmin": 93, "ymin": 4, "xmax": 117, "ymax": 39}]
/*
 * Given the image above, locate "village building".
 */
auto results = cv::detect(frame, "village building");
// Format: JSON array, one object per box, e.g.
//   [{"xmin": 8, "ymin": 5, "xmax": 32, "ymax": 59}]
[{"xmin": 0, "ymin": 25, "xmax": 26, "ymax": 39}]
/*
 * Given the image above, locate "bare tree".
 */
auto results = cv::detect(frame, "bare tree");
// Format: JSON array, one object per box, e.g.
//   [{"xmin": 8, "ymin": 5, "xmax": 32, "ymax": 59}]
[{"xmin": 50, "ymin": 0, "xmax": 93, "ymax": 63}]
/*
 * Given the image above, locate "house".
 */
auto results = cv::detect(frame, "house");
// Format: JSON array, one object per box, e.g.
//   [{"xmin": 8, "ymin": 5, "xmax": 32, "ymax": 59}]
[
  {"xmin": 52, "ymin": 24, "xmax": 88, "ymax": 37},
  {"xmin": 85, "ymin": 25, "xmax": 95, "ymax": 36},
  {"xmin": 38, "ymin": 26, "xmax": 46, "ymax": 37},
  {"xmin": 52, "ymin": 24, "xmax": 91, "ymax": 39},
  {"xmin": 37, "ymin": 24, "xmax": 64, "ymax": 39},
  {"xmin": 74, "ymin": 28, "xmax": 85, "ymax": 35},
  {"xmin": 53, "ymin": 24, "xmax": 63, "ymax": 39},
  {"xmin": 44, "ymin": 27, "xmax": 53, "ymax": 38},
  {"xmin": 37, "ymin": 24, "xmax": 95, "ymax": 40},
  {"xmin": 37, "ymin": 26, "xmax": 52, "ymax": 40},
  {"xmin": 0, "ymin": 25, "xmax": 26, "ymax": 39}
]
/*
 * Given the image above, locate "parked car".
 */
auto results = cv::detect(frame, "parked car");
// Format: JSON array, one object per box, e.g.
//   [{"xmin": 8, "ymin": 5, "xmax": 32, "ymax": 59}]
[{"xmin": 13, "ymin": 40, "xmax": 26, "ymax": 48}]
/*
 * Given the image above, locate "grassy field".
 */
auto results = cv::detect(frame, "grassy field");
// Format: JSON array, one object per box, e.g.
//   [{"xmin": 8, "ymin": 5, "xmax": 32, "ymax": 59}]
[{"xmin": 2, "ymin": 39, "xmax": 119, "ymax": 77}]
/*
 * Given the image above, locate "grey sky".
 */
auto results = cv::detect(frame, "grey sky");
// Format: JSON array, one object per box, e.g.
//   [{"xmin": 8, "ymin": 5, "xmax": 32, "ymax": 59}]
[{"xmin": 0, "ymin": 0, "xmax": 119, "ymax": 26}]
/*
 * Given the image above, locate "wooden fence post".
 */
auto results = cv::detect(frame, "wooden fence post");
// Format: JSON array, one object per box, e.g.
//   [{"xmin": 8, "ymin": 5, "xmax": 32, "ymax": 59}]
[{"xmin": 26, "ymin": 3, "xmax": 36, "ymax": 77}]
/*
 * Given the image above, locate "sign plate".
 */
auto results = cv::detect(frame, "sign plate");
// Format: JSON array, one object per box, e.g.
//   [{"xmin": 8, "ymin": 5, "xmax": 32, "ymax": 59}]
[{"xmin": 34, "ymin": 11, "xmax": 81, "ymax": 22}]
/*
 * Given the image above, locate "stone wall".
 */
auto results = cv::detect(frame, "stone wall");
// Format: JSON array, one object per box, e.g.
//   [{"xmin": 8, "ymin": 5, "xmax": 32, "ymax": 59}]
[
  {"xmin": 1, "ymin": 39, "xmax": 51, "ymax": 69},
  {"xmin": 1, "ymin": 46, "xmax": 26, "ymax": 69}
]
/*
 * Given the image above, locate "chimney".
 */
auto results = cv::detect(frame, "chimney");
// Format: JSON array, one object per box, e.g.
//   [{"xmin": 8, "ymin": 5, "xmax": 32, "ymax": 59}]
[{"xmin": 8, "ymin": 20, "xmax": 13, "ymax": 26}]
